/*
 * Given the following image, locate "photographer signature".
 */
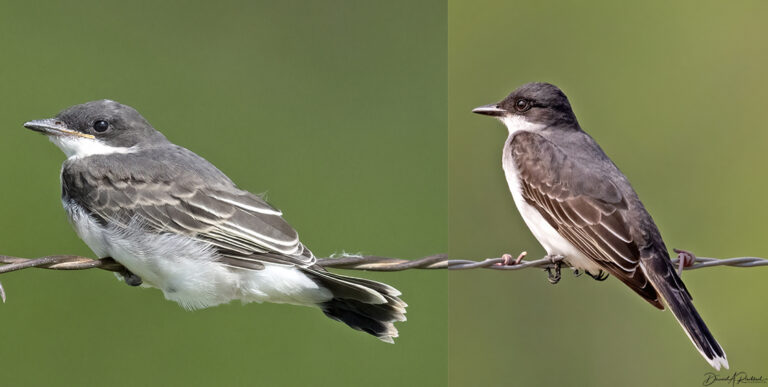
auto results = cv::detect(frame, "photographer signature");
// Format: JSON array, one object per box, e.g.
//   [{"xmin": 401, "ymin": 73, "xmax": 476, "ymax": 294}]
[{"xmin": 703, "ymin": 371, "xmax": 767, "ymax": 386}]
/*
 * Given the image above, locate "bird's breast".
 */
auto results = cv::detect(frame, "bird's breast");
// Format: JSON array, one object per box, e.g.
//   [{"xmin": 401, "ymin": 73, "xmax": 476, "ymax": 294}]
[{"xmin": 62, "ymin": 198, "xmax": 112, "ymax": 259}]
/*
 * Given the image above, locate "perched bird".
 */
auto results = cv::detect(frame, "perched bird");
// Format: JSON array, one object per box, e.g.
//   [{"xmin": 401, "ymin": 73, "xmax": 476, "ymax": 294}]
[
  {"xmin": 473, "ymin": 82, "xmax": 727, "ymax": 370},
  {"xmin": 24, "ymin": 100, "xmax": 405, "ymax": 342}
]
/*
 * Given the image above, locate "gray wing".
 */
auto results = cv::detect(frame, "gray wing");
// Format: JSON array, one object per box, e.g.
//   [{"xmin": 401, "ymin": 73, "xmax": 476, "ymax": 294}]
[
  {"xmin": 62, "ymin": 147, "xmax": 315, "ymax": 269},
  {"xmin": 510, "ymin": 131, "xmax": 661, "ymax": 308}
]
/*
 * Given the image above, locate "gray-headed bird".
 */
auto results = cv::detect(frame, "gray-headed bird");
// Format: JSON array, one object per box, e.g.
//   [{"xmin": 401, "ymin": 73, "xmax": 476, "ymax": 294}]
[{"xmin": 25, "ymin": 100, "xmax": 405, "ymax": 342}]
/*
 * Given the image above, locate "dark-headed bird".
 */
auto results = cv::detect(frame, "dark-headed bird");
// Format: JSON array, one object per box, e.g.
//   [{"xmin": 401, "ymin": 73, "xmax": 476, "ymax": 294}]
[{"xmin": 473, "ymin": 82, "xmax": 727, "ymax": 370}]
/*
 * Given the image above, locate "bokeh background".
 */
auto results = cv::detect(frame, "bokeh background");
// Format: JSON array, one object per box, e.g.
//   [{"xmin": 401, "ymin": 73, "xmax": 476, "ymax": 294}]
[
  {"xmin": 449, "ymin": 1, "xmax": 768, "ymax": 386},
  {"xmin": 0, "ymin": 1, "xmax": 446, "ymax": 386},
  {"xmin": 4, "ymin": 1, "xmax": 768, "ymax": 385}
]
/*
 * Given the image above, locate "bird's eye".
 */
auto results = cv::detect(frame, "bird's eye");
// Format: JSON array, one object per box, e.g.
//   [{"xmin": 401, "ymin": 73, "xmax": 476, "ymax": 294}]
[
  {"xmin": 515, "ymin": 99, "xmax": 531, "ymax": 112},
  {"xmin": 93, "ymin": 120, "xmax": 109, "ymax": 132}
]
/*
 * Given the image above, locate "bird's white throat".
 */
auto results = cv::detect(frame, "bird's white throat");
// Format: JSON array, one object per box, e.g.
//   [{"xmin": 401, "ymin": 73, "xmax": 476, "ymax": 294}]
[
  {"xmin": 50, "ymin": 135, "xmax": 136, "ymax": 159},
  {"xmin": 499, "ymin": 115, "xmax": 546, "ymax": 135}
]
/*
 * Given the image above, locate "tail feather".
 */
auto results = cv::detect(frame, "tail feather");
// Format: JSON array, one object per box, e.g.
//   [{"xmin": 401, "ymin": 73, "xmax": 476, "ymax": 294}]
[
  {"xmin": 301, "ymin": 266, "xmax": 406, "ymax": 343},
  {"xmin": 641, "ymin": 258, "xmax": 728, "ymax": 370}
]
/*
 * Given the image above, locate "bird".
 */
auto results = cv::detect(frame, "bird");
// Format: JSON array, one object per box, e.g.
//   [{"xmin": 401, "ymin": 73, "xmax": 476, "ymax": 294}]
[
  {"xmin": 23, "ymin": 100, "xmax": 406, "ymax": 342},
  {"xmin": 472, "ymin": 82, "xmax": 728, "ymax": 370}
]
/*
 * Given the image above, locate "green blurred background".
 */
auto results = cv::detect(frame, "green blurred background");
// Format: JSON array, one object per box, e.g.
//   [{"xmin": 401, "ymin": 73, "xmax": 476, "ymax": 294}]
[
  {"xmin": 449, "ymin": 0, "xmax": 768, "ymax": 386},
  {"xmin": 0, "ymin": 1, "xmax": 446, "ymax": 386},
  {"xmin": 4, "ymin": 1, "xmax": 768, "ymax": 385}
]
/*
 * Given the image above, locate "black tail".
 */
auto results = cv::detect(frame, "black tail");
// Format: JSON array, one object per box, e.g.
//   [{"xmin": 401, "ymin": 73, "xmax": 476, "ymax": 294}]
[
  {"xmin": 301, "ymin": 266, "xmax": 406, "ymax": 343},
  {"xmin": 642, "ymin": 257, "xmax": 728, "ymax": 370}
]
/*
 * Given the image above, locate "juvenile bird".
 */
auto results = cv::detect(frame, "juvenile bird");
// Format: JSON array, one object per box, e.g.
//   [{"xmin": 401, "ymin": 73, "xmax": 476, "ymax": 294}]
[{"xmin": 25, "ymin": 100, "xmax": 406, "ymax": 342}]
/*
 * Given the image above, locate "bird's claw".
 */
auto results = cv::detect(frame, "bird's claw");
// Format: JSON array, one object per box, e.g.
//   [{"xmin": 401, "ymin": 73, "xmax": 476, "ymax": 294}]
[
  {"xmin": 673, "ymin": 248, "xmax": 697, "ymax": 276},
  {"xmin": 545, "ymin": 256, "xmax": 562, "ymax": 284},
  {"xmin": 589, "ymin": 271, "xmax": 609, "ymax": 281}
]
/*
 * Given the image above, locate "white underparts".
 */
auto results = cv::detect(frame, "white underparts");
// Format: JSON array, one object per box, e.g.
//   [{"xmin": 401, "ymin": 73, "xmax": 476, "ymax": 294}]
[{"xmin": 63, "ymin": 202, "xmax": 332, "ymax": 310}]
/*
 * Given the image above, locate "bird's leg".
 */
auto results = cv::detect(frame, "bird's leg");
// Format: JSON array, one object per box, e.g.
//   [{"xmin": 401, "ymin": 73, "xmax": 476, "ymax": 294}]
[
  {"xmin": 495, "ymin": 251, "xmax": 527, "ymax": 266},
  {"xmin": 572, "ymin": 268, "xmax": 582, "ymax": 277},
  {"xmin": 673, "ymin": 248, "xmax": 697, "ymax": 276},
  {"xmin": 545, "ymin": 255, "xmax": 562, "ymax": 284}
]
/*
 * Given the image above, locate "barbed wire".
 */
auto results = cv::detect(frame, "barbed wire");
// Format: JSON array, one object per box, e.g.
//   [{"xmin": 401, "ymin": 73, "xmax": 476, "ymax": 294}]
[
  {"xmin": 447, "ymin": 251, "xmax": 768, "ymax": 271},
  {"xmin": 0, "ymin": 253, "xmax": 450, "ymax": 303},
  {"xmin": 1, "ymin": 249, "xmax": 766, "ymax": 303}
]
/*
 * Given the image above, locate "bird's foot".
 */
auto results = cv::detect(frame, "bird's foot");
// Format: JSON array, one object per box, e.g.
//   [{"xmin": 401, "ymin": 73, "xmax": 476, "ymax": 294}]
[
  {"xmin": 99, "ymin": 256, "xmax": 142, "ymax": 286},
  {"xmin": 545, "ymin": 255, "xmax": 562, "ymax": 284},
  {"xmin": 495, "ymin": 251, "xmax": 527, "ymax": 266},
  {"xmin": 119, "ymin": 269, "xmax": 143, "ymax": 287},
  {"xmin": 572, "ymin": 268, "xmax": 583, "ymax": 277},
  {"xmin": 588, "ymin": 270, "xmax": 609, "ymax": 281},
  {"xmin": 673, "ymin": 248, "xmax": 697, "ymax": 276}
]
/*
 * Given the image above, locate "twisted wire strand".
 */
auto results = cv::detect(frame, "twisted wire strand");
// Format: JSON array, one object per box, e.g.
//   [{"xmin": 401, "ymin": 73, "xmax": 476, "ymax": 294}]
[
  {"xmin": 0, "ymin": 251, "xmax": 766, "ymax": 303},
  {"xmin": 446, "ymin": 255, "xmax": 768, "ymax": 270}
]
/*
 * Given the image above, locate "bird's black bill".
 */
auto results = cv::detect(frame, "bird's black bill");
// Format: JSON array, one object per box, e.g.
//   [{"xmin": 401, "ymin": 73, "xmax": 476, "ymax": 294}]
[
  {"xmin": 472, "ymin": 104, "xmax": 505, "ymax": 117},
  {"xmin": 23, "ymin": 118, "xmax": 94, "ymax": 139}
]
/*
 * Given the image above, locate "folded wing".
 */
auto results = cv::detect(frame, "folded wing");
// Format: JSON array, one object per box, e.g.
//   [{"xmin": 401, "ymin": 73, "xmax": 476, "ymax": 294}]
[
  {"xmin": 510, "ymin": 131, "xmax": 662, "ymax": 308},
  {"xmin": 62, "ymin": 152, "xmax": 315, "ymax": 269}
]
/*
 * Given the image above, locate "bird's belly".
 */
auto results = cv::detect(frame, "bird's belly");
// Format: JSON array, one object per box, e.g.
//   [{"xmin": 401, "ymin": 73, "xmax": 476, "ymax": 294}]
[
  {"xmin": 515, "ymin": 199, "xmax": 602, "ymax": 274},
  {"xmin": 64, "ymin": 200, "xmax": 240, "ymax": 309},
  {"xmin": 63, "ymin": 200, "xmax": 330, "ymax": 309}
]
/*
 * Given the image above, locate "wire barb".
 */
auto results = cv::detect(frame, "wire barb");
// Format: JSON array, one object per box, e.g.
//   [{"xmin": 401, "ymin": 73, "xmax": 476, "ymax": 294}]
[{"xmin": 0, "ymin": 250, "xmax": 765, "ymax": 301}]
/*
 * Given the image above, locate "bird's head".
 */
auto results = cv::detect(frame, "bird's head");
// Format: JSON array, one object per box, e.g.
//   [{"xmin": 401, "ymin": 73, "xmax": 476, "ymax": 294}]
[
  {"xmin": 473, "ymin": 82, "xmax": 579, "ymax": 133},
  {"xmin": 24, "ymin": 99, "xmax": 167, "ymax": 158}
]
